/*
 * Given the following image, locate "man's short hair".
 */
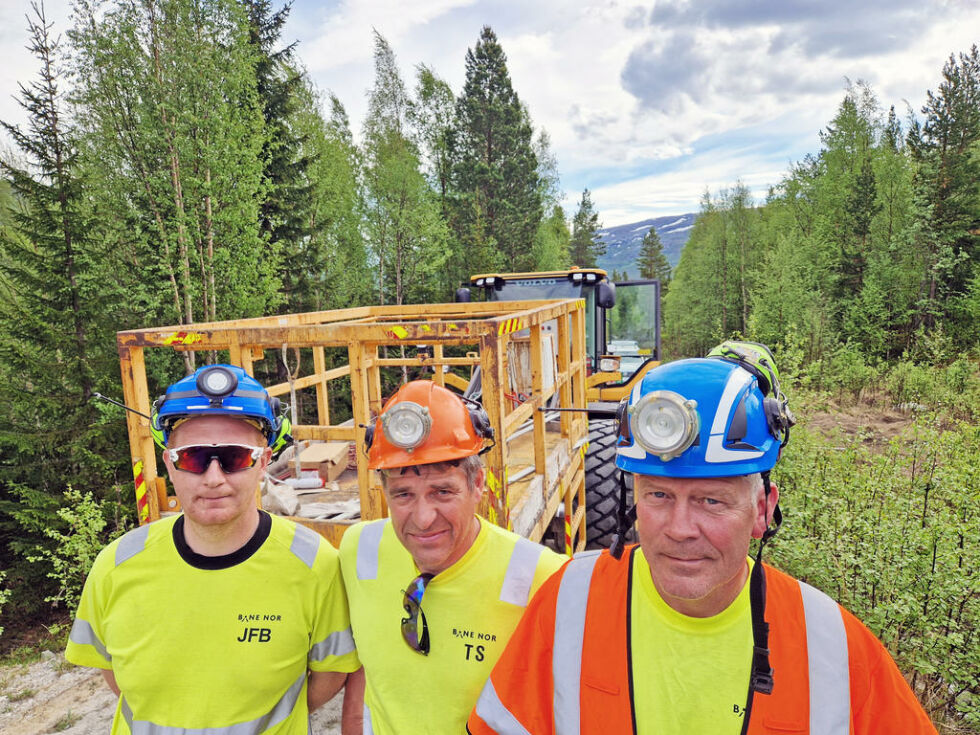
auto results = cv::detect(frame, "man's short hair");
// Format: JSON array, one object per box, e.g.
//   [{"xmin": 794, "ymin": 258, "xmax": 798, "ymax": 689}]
[{"xmin": 379, "ymin": 454, "xmax": 484, "ymax": 491}]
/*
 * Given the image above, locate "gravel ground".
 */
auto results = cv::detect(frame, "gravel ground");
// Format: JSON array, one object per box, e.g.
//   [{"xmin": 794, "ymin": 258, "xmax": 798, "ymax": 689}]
[{"xmin": 0, "ymin": 652, "xmax": 343, "ymax": 734}]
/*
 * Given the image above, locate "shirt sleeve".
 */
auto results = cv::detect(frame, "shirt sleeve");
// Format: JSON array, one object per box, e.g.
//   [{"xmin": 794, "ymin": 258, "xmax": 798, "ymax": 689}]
[
  {"xmin": 846, "ymin": 609, "xmax": 939, "ymax": 734},
  {"xmin": 468, "ymin": 565, "xmax": 564, "ymax": 735},
  {"xmin": 308, "ymin": 541, "xmax": 361, "ymax": 674},
  {"xmin": 531, "ymin": 547, "xmax": 568, "ymax": 599},
  {"xmin": 65, "ymin": 545, "xmax": 114, "ymax": 671}
]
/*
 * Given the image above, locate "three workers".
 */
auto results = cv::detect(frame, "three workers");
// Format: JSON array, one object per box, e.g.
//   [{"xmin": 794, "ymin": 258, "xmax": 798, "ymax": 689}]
[{"xmin": 68, "ymin": 347, "xmax": 938, "ymax": 733}]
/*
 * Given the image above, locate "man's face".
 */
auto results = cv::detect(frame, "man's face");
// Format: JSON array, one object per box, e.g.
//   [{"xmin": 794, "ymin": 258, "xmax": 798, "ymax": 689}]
[
  {"xmin": 163, "ymin": 416, "xmax": 270, "ymax": 531},
  {"xmin": 634, "ymin": 473, "xmax": 776, "ymax": 618},
  {"xmin": 383, "ymin": 462, "xmax": 484, "ymax": 575}
]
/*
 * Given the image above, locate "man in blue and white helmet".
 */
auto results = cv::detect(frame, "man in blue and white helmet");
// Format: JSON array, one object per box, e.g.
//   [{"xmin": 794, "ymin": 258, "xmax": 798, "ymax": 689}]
[
  {"xmin": 66, "ymin": 365, "xmax": 361, "ymax": 735},
  {"xmin": 468, "ymin": 342, "xmax": 936, "ymax": 735}
]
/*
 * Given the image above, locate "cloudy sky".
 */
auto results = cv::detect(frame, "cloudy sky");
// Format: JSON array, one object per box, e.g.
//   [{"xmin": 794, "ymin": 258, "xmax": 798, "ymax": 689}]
[{"xmin": 2, "ymin": 0, "xmax": 978, "ymax": 225}]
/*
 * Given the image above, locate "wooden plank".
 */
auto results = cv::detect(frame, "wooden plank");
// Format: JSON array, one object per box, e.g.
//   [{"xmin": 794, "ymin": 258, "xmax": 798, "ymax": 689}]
[
  {"xmin": 479, "ymin": 330, "xmax": 508, "ymax": 530},
  {"xmin": 117, "ymin": 345, "xmax": 162, "ymax": 524},
  {"xmin": 432, "ymin": 344, "xmax": 446, "ymax": 388},
  {"xmin": 265, "ymin": 365, "xmax": 351, "ymax": 396},
  {"xmin": 443, "ymin": 372, "xmax": 469, "ymax": 392},
  {"xmin": 348, "ymin": 340, "xmax": 383, "ymax": 521},
  {"xmin": 371, "ymin": 356, "xmax": 479, "ymax": 367},
  {"xmin": 291, "ymin": 425, "xmax": 358, "ymax": 441},
  {"xmin": 312, "ymin": 346, "xmax": 330, "ymax": 426},
  {"xmin": 529, "ymin": 323, "xmax": 547, "ymax": 479},
  {"xmin": 503, "ymin": 397, "xmax": 537, "ymax": 436}
]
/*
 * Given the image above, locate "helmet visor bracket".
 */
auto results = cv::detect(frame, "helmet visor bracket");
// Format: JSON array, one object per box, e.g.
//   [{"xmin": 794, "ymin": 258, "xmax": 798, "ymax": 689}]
[
  {"xmin": 630, "ymin": 390, "xmax": 700, "ymax": 461},
  {"xmin": 381, "ymin": 401, "xmax": 432, "ymax": 451}
]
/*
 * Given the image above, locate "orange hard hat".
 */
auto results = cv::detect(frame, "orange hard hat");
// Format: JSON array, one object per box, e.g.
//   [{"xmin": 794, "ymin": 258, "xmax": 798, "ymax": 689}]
[{"xmin": 366, "ymin": 380, "xmax": 493, "ymax": 470}]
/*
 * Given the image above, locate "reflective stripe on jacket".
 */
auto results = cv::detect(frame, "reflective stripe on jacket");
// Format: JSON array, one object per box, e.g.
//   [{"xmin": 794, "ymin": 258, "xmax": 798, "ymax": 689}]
[{"xmin": 469, "ymin": 545, "xmax": 937, "ymax": 735}]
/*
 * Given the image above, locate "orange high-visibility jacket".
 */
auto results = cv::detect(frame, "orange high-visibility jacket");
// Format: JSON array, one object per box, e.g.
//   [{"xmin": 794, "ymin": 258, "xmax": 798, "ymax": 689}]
[{"xmin": 468, "ymin": 546, "xmax": 937, "ymax": 735}]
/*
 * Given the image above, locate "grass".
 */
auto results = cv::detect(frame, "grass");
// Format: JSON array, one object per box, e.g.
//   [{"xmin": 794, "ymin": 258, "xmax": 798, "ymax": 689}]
[
  {"xmin": 51, "ymin": 710, "xmax": 80, "ymax": 732},
  {"xmin": 8, "ymin": 687, "xmax": 36, "ymax": 702},
  {"xmin": 0, "ymin": 614, "xmax": 70, "ymax": 667}
]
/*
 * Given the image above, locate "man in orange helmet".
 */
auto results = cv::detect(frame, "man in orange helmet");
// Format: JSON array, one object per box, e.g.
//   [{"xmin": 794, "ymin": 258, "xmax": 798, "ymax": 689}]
[{"xmin": 337, "ymin": 380, "xmax": 566, "ymax": 734}]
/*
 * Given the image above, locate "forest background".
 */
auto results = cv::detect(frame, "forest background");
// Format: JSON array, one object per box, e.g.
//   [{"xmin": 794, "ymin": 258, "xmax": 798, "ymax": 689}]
[{"xmin": 0, "ymin": 0, "xmax": 977, "ymax": 730}]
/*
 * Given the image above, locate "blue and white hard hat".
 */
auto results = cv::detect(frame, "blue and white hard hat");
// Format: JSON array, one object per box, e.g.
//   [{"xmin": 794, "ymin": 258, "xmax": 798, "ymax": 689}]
[
  {"xmin": 150, "ymin": 364, "xmax": 290, "ymax": 451},
  {"xmin": 615, "ymin": 357, "xmax": 786, "ymax": 478}
]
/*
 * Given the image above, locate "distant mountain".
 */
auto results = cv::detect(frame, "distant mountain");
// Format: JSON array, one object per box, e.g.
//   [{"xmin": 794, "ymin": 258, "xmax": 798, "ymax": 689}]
[{"xmin": 596, "ymin": 213, "xmax": 696, "ymax": 279}]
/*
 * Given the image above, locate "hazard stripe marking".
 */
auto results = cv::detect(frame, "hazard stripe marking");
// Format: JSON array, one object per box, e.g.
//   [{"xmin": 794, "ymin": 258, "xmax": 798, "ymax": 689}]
[{"xmin": 161, "ymin": 331, "xmax": 204, "ymax": 346}]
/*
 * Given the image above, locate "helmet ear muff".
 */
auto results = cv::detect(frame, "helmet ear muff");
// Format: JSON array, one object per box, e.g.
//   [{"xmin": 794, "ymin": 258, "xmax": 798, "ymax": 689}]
[
  {"xmin": 467, "ymin": 406, "xmax": 493, "ymax": 441},
  {"xmin": 363, "ymin": 423, "xmax": 376, "ymax": 454},
  {"xmin": 616, "ymin": 399, "xmax": 631, "ymax": 444},
  {"xmin": 150, "ymin": 396, "xmax": 168, "ymax": 448},
  {"xmin": 763, "ymin": 396, "xmax": 795, "ymax": 444}
]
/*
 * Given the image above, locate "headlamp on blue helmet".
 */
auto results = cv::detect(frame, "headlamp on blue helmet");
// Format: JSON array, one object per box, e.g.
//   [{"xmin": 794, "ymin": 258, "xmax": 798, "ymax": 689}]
[
  {"xmin": 616, "ymin": 358, "xmax": 785, "ymax": 478},
  {"xmin": 629, "ymin": 390, "xmax": 700, "ymax": 461},
  {"xmin": 151, "ymin": 364, "xmax": 291, "ymax": 452}
]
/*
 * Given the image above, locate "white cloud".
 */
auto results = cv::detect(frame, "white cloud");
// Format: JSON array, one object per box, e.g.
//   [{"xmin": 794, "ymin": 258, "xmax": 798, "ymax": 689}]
[{"xmin": 3, "ymin": 0, "xmax": 979, "ymax": 227}]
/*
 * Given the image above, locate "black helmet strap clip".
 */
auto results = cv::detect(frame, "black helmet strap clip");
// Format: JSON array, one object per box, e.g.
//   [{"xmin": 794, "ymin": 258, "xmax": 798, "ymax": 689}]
[{"xmin": 609, "ymin": 470, "xmax": 637, "ymax": 560}]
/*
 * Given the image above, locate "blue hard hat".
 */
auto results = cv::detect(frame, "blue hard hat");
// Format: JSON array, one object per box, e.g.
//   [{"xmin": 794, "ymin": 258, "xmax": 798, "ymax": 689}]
[
  {"xmin": 150, "ymin": 364, "xmax": 290, "ymax": 451},
  {"xmin": 615, "ymin": 357, "xmax": 787, "ymax": 478}
]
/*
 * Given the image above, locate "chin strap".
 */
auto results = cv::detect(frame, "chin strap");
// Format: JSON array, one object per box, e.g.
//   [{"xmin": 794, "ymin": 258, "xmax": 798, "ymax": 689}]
[
  {"xmin": 740, "ymin": 469, "xmax": 782, "ymax": 734},
  {"xmin": 609, "ymin": 470, "xmax": 636, "ymax": 560}
]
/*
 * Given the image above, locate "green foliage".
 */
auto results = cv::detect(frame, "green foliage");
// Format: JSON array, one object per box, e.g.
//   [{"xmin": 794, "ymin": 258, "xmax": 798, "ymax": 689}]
[
  {"xmin": 772, "ymin": 415, "xmax": 980, "ymax": 726},
  {"xmin": 362, "ymin": 32, "xmax": 448, "ymax": 307},
  {"xmin": 0, "ymin": 2, "xmax": 128, "ymax": 614},
  {"xmin": 450, "ymin": 25, "xmax": 543, "ymax": 275},
  {"xmin": 665, "ymin": 55, "xmax": 980, "ymax": 365},
  {"xmin": 70, "ymin": 0, "xmax": 277, "ymax": 328},
  {"xmin": 26, "ymin": 486, "xmax": 124, "ymax": 616},
  {"xmin": 568, "ymin": 189, "xmax": 604, "ymax": 268},
  {"xmin": 0, "ymin": 571, "xmax": 10, "ymax": 638},
  {"xmin": 636, "ymin": 226, "xmax": 671, "ymax": 289}
]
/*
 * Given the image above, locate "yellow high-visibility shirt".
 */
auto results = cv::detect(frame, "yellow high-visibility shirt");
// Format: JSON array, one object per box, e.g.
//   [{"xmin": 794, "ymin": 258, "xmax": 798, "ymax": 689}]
[
  {"xmin": 339, "ymin": 516, "xmax": 566, "ymax": 734},
  {"xmin": 631, "ymin": 552, "xmax": 754, "ymax": 734},
  {"xmin": 66, "ymin": 512, "xmax": 359, "ymax": 734}
]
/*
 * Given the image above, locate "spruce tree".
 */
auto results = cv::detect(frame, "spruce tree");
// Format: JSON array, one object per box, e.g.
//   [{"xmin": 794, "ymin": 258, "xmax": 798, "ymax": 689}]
[
  {"xmin": 907, "ymin": 45, "xmax": 980, "ymax": 342},
  {"xmin": 636, "ymin": 226, "xmax": 671, "ymax": 292},
  {"xmin": 451, "ymin": 25, "xmax": 542, "ymax": 275},
  {"xmin": 243, "ymin": 0, "xmax": 313, "ymax": 251},
  {"xmin": 0, "ymin": 2, "xmax": 124, "ymax": 613},
  {"xmin": 568, "ymin": 189, "xmax": 605, "ymax": 267}
]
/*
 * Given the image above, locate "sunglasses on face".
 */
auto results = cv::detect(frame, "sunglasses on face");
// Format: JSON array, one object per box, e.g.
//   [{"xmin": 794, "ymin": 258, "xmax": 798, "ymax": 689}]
[
  {"xmin": 401, "ymin": 573, "xmax": 434, "ymax": 655},
  {"xmin": 166, "ymin": 444, "xmax": 264, "ymax": 474}
]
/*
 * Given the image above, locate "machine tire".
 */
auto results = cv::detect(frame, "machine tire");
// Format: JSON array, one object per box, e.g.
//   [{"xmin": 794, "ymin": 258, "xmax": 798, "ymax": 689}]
[{"xmin": 584, "ymin": 419, "xmax": 635, "ymax": 549}]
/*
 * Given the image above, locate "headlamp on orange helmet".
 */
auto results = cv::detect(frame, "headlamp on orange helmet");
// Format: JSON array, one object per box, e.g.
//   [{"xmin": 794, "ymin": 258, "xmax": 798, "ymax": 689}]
[{"xmin": 365, "ymin": 381, "xmax": 493, "ymax": 471}]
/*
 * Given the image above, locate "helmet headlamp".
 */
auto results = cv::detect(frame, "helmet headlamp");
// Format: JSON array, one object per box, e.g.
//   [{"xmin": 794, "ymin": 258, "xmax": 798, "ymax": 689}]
[
  {"xmin": 630, "ymin": 390, "xmax": 699, "ymax": 461},
  {"xmin": 196, "ymin": 366, "xmax": 238, "ymax": 400},
  {"xmin": 381, "ymin": 401, "xmax": 432, "ymax": 451}
]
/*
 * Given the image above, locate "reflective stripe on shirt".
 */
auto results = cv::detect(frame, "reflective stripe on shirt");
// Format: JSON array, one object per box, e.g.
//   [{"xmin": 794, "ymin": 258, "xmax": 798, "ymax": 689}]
[
  {"xmin": 69, "ymin": 618, "xmax": 111, "ymax": 663},
  {"xmin": 499, "ymin": 536, "xmax": 546, "ymax": 606},
  {"xmin": 553, "ymin": 551, "xmax": 600, "ymax": 735},
  {"xmin": 121, "ymin": 670, "xmax": 306, "ymax": 735},
  {"xmin": 116, "ymin": 524, "xmax": 150, "ymax": 566},
  {"xmin": 363, "ymin": 703, "xmax": 374, "ymax": 735},
  {"xmin": 799, "ymin": 580, "xmax": 850, "ymax": 735},
  {"xmin": 474, "ymin": 677, "xmax": 533, "ymax": 735},
  {"xmin": 356, "ymin": 520, "xmax": 389, "ymax": 580},
  {"xmin": 289, "ymin": 523, "xmax": 320, "ymax": 569},
  {"xmin": 310, "ymin": 627, "xmax": 356, "ymax": 662}
]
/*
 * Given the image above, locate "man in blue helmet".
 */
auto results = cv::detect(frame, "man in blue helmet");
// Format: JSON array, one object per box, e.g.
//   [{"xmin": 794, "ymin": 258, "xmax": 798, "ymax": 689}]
[
  {"xmin": 469, "ymin": 342, "xmax": 936, "ymax": 734},
  {"xmin": 66, "ymin": 365, "xmax": 360, "ymax": 734}
]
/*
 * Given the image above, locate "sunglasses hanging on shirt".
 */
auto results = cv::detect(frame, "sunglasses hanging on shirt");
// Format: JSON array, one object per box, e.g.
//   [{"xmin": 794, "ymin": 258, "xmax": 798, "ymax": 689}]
[{"xmin": 401, "ymin": 573, "xmax": 434, "ymax": 655}]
